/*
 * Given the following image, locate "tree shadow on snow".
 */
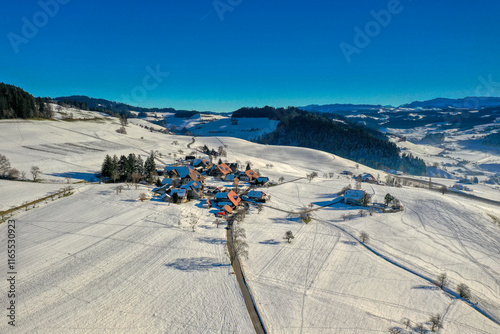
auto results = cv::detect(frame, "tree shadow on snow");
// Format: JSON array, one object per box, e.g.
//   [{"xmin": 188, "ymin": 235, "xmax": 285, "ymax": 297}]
[
  {"xmin": 166, "ymin": 257, "xmax": 229, "ymax": 271},
  {"xmin": 412, "ymin": 285, "xmax": 439, "ymax": 290},
  {"xmin": 259, "ymin": 239, "xmax": 281, "ymax": 245},
  {"xmin": 198, "ymin": 237, "xmax": 226, "ymax": 245},
  {"xmin": 270, "ymin": 217, "xmax": 300, "ymax": 225},
  {"xmin": 50, "ymin": 171, "xmax": 99, "ymax": 182}
]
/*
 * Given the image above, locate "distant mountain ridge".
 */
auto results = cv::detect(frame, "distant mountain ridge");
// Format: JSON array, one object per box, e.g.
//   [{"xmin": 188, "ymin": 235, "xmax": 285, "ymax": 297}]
[
  {"xmin": 300, "ymin": 97, "xmax": 500, "ymax": 113},
  {"xmin": 400, "ymin": 97, "xmax": 500, "ymax": 109},
  {"xmin": 299, "ymin": 103, "xmax": 387, "ymax": 114},
  {"xmin": 54, "ymin": 95, "xmax": 210, "ymax": 117}
]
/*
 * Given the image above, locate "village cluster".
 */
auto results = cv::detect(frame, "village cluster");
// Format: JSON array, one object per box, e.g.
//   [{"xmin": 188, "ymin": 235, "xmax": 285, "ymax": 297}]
[{"xmin": 152, "ymin": 155, "xmax": 270, "ymax": 217}]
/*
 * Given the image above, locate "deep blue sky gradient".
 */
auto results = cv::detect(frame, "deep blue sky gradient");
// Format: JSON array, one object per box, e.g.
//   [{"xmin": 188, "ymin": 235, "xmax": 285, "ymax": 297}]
[{"xmin": 1, "ymin": 0, "xmax": 499, "ymax": 111}]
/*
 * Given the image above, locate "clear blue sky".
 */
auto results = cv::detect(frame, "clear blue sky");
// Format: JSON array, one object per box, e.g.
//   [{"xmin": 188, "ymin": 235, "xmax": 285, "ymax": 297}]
[{"xmin": 1, "ymin": 0, "xmax": 500, "ymax": 112}]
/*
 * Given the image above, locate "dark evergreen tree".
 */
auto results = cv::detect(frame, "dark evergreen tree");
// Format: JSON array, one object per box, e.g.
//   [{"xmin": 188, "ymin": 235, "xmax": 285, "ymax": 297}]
[
  {"xmin": 144, "ymin": 151, "xmax": 156, "ymax": 183},
  {"xmin": 117, "ymin": 155, "xmax": 128, "ymax": 180},
  {"xmin": 172, "ymin": 192, "xmax": 179, "ymax": 204},
  {"xmin": 126, "ymin": 153, "xmax": 137, "ymax": 180},
  {"xmin": 101, "ymin": 155, "xmax": 114, "ymax": 179},
  {"xmin": 135, "ymin": 155, "xmax": 144, "ymax": 175}
]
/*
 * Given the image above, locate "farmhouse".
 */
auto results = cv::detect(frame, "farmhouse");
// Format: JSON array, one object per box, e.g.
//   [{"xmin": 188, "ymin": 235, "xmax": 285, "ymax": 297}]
[
  {"xmin": 180, "ymin": 181, "xmax": 204, "ymax": 199},
  {"xmin": 256, "ymin": 176, "xmax": 269, "ymax": 185},
  {"xmin": 343, "ymin": 189, "xmax": 366, "ymax": 206},
  {"xmin": 191, "ymin": 158, "xmax": 211, "ymax": 169},
  {"xmin": 359, "ymin": 173, "xmax": 377, "ymax": 184},
  {"xmin": 239, "ymin": 169, "xmax": 258, "ymax": 182},
  {"xmin": 246, "ymin": 190, "xmax": 267, "ymax": 202},
  {"xmin": 213, "ymin": 190, "xmax": 241, "ymax": 208},
  {"xmin": 166, "ymin": 188, "xmax": 188, "ymax": 203},
  {"xmin": 211, "ymin": 163, "xmax": 233, "ymax": 177},
  {"xmin": 164, "ymin": 166, "xmax": 205, "ymax": 185}
]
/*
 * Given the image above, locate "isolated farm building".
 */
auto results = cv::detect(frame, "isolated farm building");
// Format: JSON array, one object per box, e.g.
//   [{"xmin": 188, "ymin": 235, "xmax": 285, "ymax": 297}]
[
  {"xmin": 360, "ymin": 173, "xmax": 377, "ymax": 184},
  {"xmin": 343, "ymin": 189, "xmax": 366, "ymax": 206},
  {"xmin": 458, "ymin": 178, "xmax": 473, "ymax": 185},
  {"xmin": 246, "ymin": 190, "xmax": 267, "ymax": 202}
]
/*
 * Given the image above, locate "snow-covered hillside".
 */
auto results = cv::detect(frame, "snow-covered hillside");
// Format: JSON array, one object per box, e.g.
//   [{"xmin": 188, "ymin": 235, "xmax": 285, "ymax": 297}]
[{"xmin": 1, "ymin": 115, "xmax": 499, "ymax": 333}]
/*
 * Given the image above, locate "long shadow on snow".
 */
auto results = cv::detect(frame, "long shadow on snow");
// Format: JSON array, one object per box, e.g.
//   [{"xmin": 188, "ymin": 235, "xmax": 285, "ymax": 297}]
[
  {"xmin": 259, "ymin": 239, "xmax": 281, "ymax": 245},
  {"xmin": 166, "ymin": 257, "xmax": 229, "ymax": 271},
  {"xmin": 50, "ymin": 171, "xmax": 98, "ymax": 181},
  {"xmin": 198, "ymin": 237, "xmax": 226, "ymax": 245}
]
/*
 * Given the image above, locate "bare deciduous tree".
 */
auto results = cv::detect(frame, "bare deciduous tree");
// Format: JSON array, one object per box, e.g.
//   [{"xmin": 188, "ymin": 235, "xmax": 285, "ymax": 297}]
[
  {"xmin": 230, "ymin": 239, "xmax": 249, "ymax": 265},
  {"xmin": 437, "ymin": 273, "xmax": 448, "ymax": 289},
  {"xmin": 115, "ymin": 185, "xmax": 123, "ymax": 194},
  {"xmin": 284, "ymin": 230, "xmax": 295, "ymax": 243},
  {"xmin": 415, "ymin": 323, "xmax": 426, "ymax": 334},
  {"xmin": 429, "ymin": 314, "xmax": 443, "ymax": 332},
  {"xmin": 0, "ymin": 154, "xmax": 11, "ymax": 177},
  {"xmin": 213, "ymin": 219, "xmax": 223, "ymax": 228},
  {"xmin": 132, "ymin": 172, "xmax": 142, "ymax": 189},
  {"xmin": 7, "ymin": 168, "xmax": 20, "ymax": 180},
  {"xmin": 457, "ymin": 283, "xmax": 471, "ymax": 300},
  {"xmin": 359, "ymin": 231, "xmax": 369, "ymax": 243},
  {"xmin": 306, "ymin": 171, "xmax": 318, "ymax": 183},
  {"xmin": 233, "ymin": 226, "xmax": 246, "ymax": 240},
  {"xmin": 188, "ymin": 214, "xmax": 198, "ymax": 232},
  {"xmin": 31, "ymin": 166, "xmax": 41, "ymax": 181}
]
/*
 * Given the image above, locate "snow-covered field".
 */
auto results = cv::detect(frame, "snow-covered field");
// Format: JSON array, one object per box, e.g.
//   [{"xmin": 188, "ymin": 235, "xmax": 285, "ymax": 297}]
[
  {"xmin": 242, "ymin": 180, "xmax": 500, "ymax": 333},
  {"xmin": 1, "ymin": 115, "xmax": 500, "ymax": 333}
]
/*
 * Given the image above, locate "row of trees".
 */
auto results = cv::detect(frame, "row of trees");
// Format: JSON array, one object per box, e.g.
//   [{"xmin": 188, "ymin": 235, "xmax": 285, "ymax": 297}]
[
  {"xmin": 1, "ymin": 154, "xmax": 41, "ymax": 181},
  {"xmin": 253, "ymin": 108, "xmax": 427, "ymax": 175},
  {"xmin": 100, "ymin": 152, "xmax": 156, "ymax": 183},
  {"xmin": 0, "ymin": 83, "xmax": 52, "ymax": 119}
]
